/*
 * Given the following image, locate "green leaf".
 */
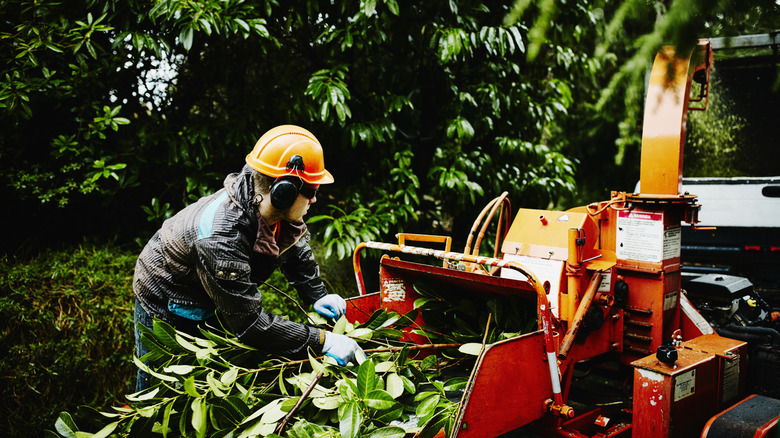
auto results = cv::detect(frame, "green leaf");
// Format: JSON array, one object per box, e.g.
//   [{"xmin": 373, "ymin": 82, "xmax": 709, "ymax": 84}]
[
  {"xmin": 458, "ymin": 343, "xmax": 484, "ymax": 356},
  {"xmin": 364, "ymin": 389, "xmax": 396, "ymax": 410},
  {"xmin": 386, "ymin": 373, "xmax": 404, "ymax": 398},
  {"xmin": 356, "ymin": 360, "xmax": 376, "ymax": 398},
  {"xmin": 242, "ymin": 398, "xmax": 287, "ymax": 426},
  {"xmin": 278, "ymin": 366, "xmax": 288, "ymax": 396},
  {"xmin": 175, "ymin": 333, "xmax": 201, "ymax": 353},
  {"xmin": 191, "ymin": 397, "xmax": 207, "ymax": 438},
  {"xmin": 88, "ymin": 420, "xmax": 119, "ymax": 438},
  {"xmin": 400, "ymin": 375, "xmax": 416, "ymax": 394},
  {"xmin": 152, "ymin": 320, "xmax": 184, "ymax": 352},
  {"xmin": 161, "ymin": 400, "xmax": 174, "ymax": 438},
  {"xmin": 361, "ymin": 309, "xmax": 389, "ymax": 329},
  {"xmin": 308, "ymin": 350, "xmax": 325, "ymax": 375},
  {"xmin": 164, "ymin": 364, "xmax": 195, "ymax": 375},
  {"xmin": 313, "ymin": 394, "xmax": 340, "ymax": 410},
  {"xmin": 375, "ymin": 361, "xmax": 396, "ymax": 373},
  {"xmin": 338, "ymin": 401, "xmax": 362, "ymax": 438},
  {"xmin": 55, "ymin": 413, "xmax": 78, "ymax": 438},
  {"xmin": 443, "ymin": 376, "xmax": 469, "ymax": 392},
  {"xmin": 366, "ymin": 426, "xmax": 406, "ymax": 438},
  {"xmin": 207, "ymin": 372, "xmax": 227, "ymax": 397},
  {"xmin": 346, "ymin": 327, "xmax": 373, "ymax": 340},
  {"xmin": 180, "ymin": 27, "xmax": 194, "ymax": 51},
  {"xmin": 333, "ymin": 315, "xmax": 348, "ymax": 335},
  {"xmin": 221, "ymin": 368, "xmax": 239, "ymax": 386},
  {"xmin": 420, "ymin": 355, "xmax": 437, "ymax": 371},
  {"xmin": 133, "ymin": 355, "xmax": 177, "ymax": 382},
  {"xmin": 414, "ymin": 298, "xmax": 433, "ymax": 309},
  {"xmin": 362, "ymin": 0, "xmax": 377, "ymax": 16},
  {"xmin": 416, "ymin": 394, "xmax": 440, "ymax": 418},
  {"xmin": 385, "ymin": 0, "xmax": 400, "ymax": 15},
  {"xmin": 184, "ymin": 376, "xmax": 202, "ymax": 397},
  {"xmin": 417, "ymin": 410, "xmax": 453, "ymax": 438},
  {"xmin": 179, "ymin": 398, "xmax": 192, "ymax": 436},
  {"xmin": 126, "ymin": 387, "xmax": 160, "ymax": 402}
]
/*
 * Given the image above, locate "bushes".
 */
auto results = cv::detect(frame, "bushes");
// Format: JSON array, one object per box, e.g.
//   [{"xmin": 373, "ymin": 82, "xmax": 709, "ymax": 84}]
[{"xmin": 0, "ymin": 243, "xmax": 137, "ymax": 437}]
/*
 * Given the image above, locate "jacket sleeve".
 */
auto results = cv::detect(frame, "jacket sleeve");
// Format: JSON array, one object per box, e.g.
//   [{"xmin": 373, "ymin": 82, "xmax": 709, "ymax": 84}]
[
  {"xmin": 193, "ymin": 236, "xmax": 324, "ymax": 357},
  {"xmin": 279, "ymin": 233, "xmax": 329, "ymax": 305}
]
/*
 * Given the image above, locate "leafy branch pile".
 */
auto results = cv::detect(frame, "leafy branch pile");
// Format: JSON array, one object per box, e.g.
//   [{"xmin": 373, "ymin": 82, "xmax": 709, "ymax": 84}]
[{"xmin": 48, "ymin": 286, "xmax": 537, "ymax": 438}]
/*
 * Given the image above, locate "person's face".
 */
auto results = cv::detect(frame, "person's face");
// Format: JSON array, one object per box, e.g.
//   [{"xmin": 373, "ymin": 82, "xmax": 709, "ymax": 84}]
[{"xmin": 283, "ymin": 184, "xmax": 318, "ymax": 222}]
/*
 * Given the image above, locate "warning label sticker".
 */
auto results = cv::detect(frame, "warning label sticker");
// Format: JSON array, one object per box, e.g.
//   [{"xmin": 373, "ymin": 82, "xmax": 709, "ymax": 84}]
[
  {"xmin": 598, "ymin": 269, "xmax": 612, "ymax": 292},
  {"xmin": 663, "ymin": 291, "xmax": 679, "ymax": 311},
  {"xmin": 616, "ymin": 211, "xmax": 680, "ymax": 263},
  {"xmin": 722, "ymin": 356, "xmax": 740, "ymax": 405},
  {"xmin": 616, "ymin": 211, "xmax": 664, "ymax": 262},
  {"xmin": 663, "ymin": 227, "xmax": 682, "ymax": 260},
  {"xmin": 674, "ymin": 369, "xmax": 696, "ymax": 402}
]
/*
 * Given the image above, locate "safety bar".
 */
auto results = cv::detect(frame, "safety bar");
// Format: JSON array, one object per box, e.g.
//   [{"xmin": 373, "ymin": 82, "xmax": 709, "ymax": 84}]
[
  {"xmin": 396, "ymin": 233, "xmax": 452, "ymax": 251},
  {"xmin": 351, "ymin": 241, "xmax": 566, "ymax": 407}
]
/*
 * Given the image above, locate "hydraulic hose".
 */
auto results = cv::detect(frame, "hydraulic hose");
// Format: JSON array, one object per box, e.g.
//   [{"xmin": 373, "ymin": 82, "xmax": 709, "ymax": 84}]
[
  {"xmin": 714, "ymin": 327, "xmax": 764, "ymax": 345},
  {"xmin": 471, "ymin": 192, "xmax": 510, "ymax": 258},
  {"xmin": 465, "ymin": 192, "xmax": 511, "ymax": 275},
  {"xmin": 724, "ymin": 323, "xmax": 780, "ymax": 345}
]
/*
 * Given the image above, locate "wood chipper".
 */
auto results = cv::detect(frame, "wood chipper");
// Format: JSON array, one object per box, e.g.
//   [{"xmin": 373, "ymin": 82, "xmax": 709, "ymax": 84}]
[{"xmin": 343, "ymin": 39, "xmax": 780, "ymax": 437}]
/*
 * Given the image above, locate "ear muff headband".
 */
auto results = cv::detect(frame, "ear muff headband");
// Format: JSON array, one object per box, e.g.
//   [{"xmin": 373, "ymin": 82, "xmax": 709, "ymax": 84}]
[{"xmin": 270, "ymin": 155, "xmax": 305, "ymax": 210}]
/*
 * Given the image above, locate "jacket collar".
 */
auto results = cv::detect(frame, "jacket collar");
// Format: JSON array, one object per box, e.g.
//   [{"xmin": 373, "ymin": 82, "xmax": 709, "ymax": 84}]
[{"xmin": 254, "ymin": 215, "xmax": 307, "ymax": 256}]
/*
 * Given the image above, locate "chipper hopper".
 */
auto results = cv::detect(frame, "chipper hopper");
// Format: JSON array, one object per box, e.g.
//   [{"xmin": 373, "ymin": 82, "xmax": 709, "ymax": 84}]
[{"xmin": 343, "ymin": 40, "xmax": 780, "ymax": 437}]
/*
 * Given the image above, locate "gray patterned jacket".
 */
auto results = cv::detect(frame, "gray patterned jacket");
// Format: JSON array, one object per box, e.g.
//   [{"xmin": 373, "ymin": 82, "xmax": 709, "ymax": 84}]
[{"xmin": 133, "ymin": 165, "xmax": 327, "ymax": 357}]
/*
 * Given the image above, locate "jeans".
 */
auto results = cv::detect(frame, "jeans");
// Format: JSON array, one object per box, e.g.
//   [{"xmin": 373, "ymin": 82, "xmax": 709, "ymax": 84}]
[
  {"xmin": 133, "ymin": 298, "xmax": 216, "ymax": 392},
  {"xmin": 133, "ymin": 298, "xmax": 155, "ymax": 392}
]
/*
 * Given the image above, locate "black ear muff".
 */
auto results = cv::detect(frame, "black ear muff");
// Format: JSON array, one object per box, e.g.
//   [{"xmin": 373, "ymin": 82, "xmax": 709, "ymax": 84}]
[
  {"xmin": 270, "ymin": 155, "xmax": 306, "ymax": 210},
  {"xmin": 270, "ymin": 177, "xmax": 299, "ymax": 210}
]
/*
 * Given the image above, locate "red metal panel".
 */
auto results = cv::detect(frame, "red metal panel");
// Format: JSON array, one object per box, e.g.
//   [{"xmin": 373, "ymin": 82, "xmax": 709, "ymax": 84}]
[
  {"xmin": 455, "ymin": 331, "xmax": 552, "ymax": 437},
  {"xmin": 632, "ymin": 346, "xmax": 719, "ymax": 437},
  {"xmin": 681, "ymin": 334, "xmax": 747, "ymax": 411},
  {"xmin": 345, "ymin": 292, "xmax": 381, "ymax": 325}
]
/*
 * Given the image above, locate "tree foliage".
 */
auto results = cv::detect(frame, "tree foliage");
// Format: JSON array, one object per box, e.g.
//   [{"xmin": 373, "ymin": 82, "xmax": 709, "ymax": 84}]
[
  {"xmin": 0, "ymin": 0, "xmax": 575, "ymax": 254},
  {"xmin": 2, "ymin": 0, "xmax": 778, "ymax": 253},
  {"xmin": 3, "ymin": 0, "xmax": 777, "ymax": 253}
]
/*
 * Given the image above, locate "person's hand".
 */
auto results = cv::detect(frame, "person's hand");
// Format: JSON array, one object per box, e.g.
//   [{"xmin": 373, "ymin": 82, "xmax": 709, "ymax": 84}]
[
  {"xmin": 314, "ymin": 294, "xmax": 346, "ymax": 319},
  {"xmin": 322, "ymin": 332, "xmax": 364, "ymax": 366}
]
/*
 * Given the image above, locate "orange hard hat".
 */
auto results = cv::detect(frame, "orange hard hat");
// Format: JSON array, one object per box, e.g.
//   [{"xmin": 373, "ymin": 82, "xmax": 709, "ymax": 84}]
[{"xmin": 246, "ymin": 125, "xmax": 334, "ymax": 184}]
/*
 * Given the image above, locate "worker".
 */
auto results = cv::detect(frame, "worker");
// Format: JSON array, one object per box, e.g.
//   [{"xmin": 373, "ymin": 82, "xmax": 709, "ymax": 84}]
[{"xmin": 132, "ymin": 125, "xmax": 363, "ymax": 391}]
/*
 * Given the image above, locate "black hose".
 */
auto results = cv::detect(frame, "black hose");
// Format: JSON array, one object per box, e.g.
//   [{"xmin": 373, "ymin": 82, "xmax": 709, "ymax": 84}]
[
  {"xmin": 724, "ymin": 323, "xmax": 780, "ymax": 345},
  {"xmin": 715, "ymin": 327, "xmax": 765, "ymax": 345}
]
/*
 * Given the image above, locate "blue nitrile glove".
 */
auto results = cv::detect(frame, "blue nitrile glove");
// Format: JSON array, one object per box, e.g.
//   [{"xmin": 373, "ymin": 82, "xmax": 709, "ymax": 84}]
[
  {"xmin": 322, "ymin": 332, "xmax": 364, "ymax": 366},
  {"xmin": 314, "ymin": 294, "xmax": 347, "ymax": 319}
]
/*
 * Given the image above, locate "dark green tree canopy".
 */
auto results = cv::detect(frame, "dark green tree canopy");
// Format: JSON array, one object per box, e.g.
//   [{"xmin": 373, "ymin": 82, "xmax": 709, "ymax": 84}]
[{"xmin": 1, "ymin": 0, "xmax": 777, "ymax": 254}]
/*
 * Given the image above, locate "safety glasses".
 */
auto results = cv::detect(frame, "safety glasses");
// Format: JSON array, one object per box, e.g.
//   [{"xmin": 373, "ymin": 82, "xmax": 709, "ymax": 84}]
[{"xmin": 299, "ymin": 184, "xmax": 319, "ymax": 199}]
